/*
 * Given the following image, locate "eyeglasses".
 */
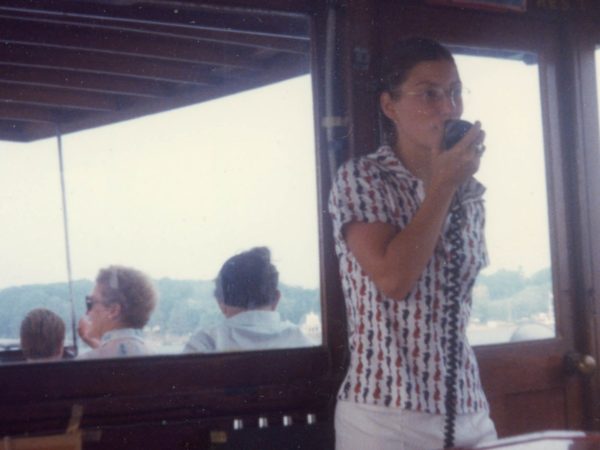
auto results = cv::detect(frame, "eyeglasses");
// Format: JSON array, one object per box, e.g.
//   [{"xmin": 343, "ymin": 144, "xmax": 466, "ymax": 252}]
[
  {"xmin": 398, "ymin": 85, "xmax": 468, "ymax": 108},
  {"xmin": 85, "ymin": 295, "xmax": 106, "ymax": 312}
]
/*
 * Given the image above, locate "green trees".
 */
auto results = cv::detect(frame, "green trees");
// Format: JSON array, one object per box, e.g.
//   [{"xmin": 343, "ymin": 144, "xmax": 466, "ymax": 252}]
[
  {"xmin": 0, "ymin": 278, "xmax": 320, "ymax": 340},
  {"xmin": 0, "ymin": 280, "xmax": 92, "ymax": 342},
  {"xmin": 472, "ymin": 267, "xmax": 552, "ymax": 324},
  {"xmin": 0, "ymin": 267, "xmax": 547, "ymax": 342}
]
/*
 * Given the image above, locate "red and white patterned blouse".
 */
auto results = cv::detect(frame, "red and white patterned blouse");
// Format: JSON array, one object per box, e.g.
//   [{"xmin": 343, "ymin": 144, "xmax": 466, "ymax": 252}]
[{"xmin": 328, "ymin": 145, "xmax": 489, "ymax": 414}]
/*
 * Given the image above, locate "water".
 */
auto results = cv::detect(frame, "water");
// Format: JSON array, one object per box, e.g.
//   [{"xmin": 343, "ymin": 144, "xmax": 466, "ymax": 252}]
[{"xmin": 468, "ymin": 322, "xmax": 554, "ymax": 346}]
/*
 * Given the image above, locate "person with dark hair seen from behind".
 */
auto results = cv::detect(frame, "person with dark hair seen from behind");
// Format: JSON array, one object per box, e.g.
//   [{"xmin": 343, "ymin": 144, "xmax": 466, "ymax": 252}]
[
  {"xmin": 184, "ymin": 247, "xmax": 312, "ymax": 353},
  {"xmin": 328, "ymin": 37, "xmax": 496, "ymax": 449},
  {"xmin": 20, "ymin": 308, "xmax": 65, "ymax": 361},
  {"xmin": 78, "ymin": 265, "xmax": 158, "ymax": 359}
]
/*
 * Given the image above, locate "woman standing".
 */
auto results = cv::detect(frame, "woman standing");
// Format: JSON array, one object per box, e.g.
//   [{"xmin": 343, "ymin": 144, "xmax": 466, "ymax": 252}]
[{"xmin": 329, "ymin": 37, "xmax": 496, "ymax": 450}]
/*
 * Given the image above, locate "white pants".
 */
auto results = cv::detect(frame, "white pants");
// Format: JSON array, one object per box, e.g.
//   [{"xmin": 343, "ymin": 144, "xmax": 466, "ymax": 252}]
[{"xmin": 335, "ymin": 400, "xmax": 497, "ymax": 450}]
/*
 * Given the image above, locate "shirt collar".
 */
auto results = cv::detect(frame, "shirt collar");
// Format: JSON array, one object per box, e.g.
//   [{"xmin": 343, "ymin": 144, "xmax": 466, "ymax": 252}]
[
  {"xmin": 226, "ymin": 310, "xmax": 281, "ymax": 325},
  {"xmin": 100, "ymin": 327, "xmax": 144, "ymax": 344},
  {"xmin": 370, "ymin": 145, "xmax": 415, "ymax": 179},
  {"xmin": 372, "ymin": 145, "xmax": 485, "ymax": 201},
  {"xmin": 459, "ymin": 177, "xmax": 486, "ymax": 202}
]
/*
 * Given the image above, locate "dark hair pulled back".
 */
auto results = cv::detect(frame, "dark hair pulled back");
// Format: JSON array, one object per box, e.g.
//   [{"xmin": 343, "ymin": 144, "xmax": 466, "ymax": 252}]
[{"xmin": 215, "ymin": 247, "xmax": 279, "ymax": 309}]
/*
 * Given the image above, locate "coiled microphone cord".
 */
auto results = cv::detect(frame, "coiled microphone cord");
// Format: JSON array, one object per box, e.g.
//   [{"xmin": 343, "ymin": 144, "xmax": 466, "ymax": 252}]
[{"xmin": 443, "ymin": 196, "xmax": 465, "ymax": 449}]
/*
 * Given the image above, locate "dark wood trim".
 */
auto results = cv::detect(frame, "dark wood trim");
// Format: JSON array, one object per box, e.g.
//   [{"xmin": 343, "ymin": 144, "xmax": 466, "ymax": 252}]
[
  {"xmin": 0, "ymin": 0, "xmax": 316, "ymax": 141},
  {"xmin": 0, "ymin": 84, "xmax": 119, "ymax": 112},
  {"xmin": 0, "ymin": 18, "xmax": 265, "ymax": 69},
  {"xmin": 378, "ymin": 1, "xmax": 560, "ymax": 52},
  {"xmin": 310, "ymin": 0, "xmax": 350, "ymax": 383},
  {"xmin": 14, "ymin": 54, "xmax": 308, "ymax": 141},
  {"xmin": 0, "ymin": 0, "xmax": 311, "ymax": 38},
  {"xmin": 0, "ymin": 44, "xmax": 221, "ymax": 85},
  {"xmin": 0, "ymin": 103, "xmax": 62, "ymax": 123},
  {"xmin": 0, "ymin": 66, "xmax": 171, "ymax": 98},
  {"xmin": 0, "ymin": 12, "xmax": 310, "ymax": 53},
  {"xmin": 344, "ymin": 0, "xmax": 379, "ymax": 158},
  {"xmin": 476, "ymin": 339, "xmax": 586, "ymax": 435},
  {"xmin": 0, "ymin": 121, "xmax": 28, "ymax": 141},
  {"xmin": 564, "ymin": 18, "xmax": 600, "ymax": 430},
  {"xmin": 0, "ymin": 346, "xmax": 333, "ymax": 434},
  {"xmin": 475, "ymin": 340, "xmax": 572, "ymax": 395}
]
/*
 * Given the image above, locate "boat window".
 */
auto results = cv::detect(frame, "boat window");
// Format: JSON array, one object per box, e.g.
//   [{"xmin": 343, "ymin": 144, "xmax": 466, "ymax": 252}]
[
  {"xmin": 455, "ymin": 52, "xmax": 555, "ymax": 345},
  {"xmin": 0, "ymin": 10, "xmax": 321, "ymax": 362},
  {"xmin": 64, "ymin": 75, "xmax": 321, "ymax": 356},
  {"xmin": 0, "ymin": 140, "xmax": 72, "ymax": 352}
]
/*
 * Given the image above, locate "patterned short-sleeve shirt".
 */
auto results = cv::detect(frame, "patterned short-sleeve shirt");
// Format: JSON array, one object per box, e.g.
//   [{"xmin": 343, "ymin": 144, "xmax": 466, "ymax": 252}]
[{"xmin": 328, "ymin": 145, "xmax": 489, "ymax": 415}]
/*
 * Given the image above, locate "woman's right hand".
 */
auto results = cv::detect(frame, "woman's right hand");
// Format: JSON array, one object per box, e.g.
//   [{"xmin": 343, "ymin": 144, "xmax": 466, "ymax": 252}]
[{"xmin": 429, "ymin": 121, "xmax": 485, "ymax": 191}]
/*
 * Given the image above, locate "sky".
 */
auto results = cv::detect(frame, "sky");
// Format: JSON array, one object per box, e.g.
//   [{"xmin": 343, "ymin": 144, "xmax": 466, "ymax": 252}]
[
  {"xmin": 456, "ymin": 53, "xmax": 552, "ymax": 277},
  {"xmin": 0, "ymin": 76, "xmax": 319, "ymax": 290},
  {"xmin": 1, "ymin": 49, "xmax": 594, "ymax": 292}
]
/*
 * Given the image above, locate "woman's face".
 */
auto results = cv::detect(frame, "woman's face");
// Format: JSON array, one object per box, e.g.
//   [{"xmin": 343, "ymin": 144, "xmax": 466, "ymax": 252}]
[
  {"xmin": 381, "ymin": 59, "xmax": 463, "ymax": 151},
  {"xmin": 86, "ymin": 283, "xmax": 120, "ymax": 338}
]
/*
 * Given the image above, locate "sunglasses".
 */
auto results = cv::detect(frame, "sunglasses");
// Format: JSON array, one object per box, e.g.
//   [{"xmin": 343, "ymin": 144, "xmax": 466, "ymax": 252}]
[{"xmin": 85, "ymin": 295, "xmax": 106, "ymax": 312}]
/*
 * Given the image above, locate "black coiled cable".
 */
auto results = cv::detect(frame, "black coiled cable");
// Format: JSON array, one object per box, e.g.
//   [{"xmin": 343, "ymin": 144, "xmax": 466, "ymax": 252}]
[{"xmin": 443, "ymin": 196, "xmax": 465, "ymax": 449}]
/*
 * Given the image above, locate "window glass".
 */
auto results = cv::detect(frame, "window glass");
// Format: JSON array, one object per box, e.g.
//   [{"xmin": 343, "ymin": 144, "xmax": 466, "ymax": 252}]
[
  {"xmin": 0, "ymin": 74, "xmax": 321, "ymax": 360},
  {"xmin": 64, "ymin": 75, "xmax": 321, "ymax": 355},
  {"xmin": 456, "ymin": 53, "xmax": 555, "ymax": 345},
  {"xmin": 0, "ymin": 140, "xmax": 76, "ymax": 350}
]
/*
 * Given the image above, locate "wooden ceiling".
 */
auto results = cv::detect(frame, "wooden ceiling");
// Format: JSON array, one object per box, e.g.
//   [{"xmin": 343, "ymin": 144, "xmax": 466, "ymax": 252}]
[{"xmin": 0, "ymin": 1, "xmax": 311, "ymax": 142}]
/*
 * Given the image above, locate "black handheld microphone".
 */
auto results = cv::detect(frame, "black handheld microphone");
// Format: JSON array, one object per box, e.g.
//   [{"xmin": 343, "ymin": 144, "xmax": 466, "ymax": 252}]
[{"xmin": 443, "ymin": 119, "xmax": 472, "ymax": 150}]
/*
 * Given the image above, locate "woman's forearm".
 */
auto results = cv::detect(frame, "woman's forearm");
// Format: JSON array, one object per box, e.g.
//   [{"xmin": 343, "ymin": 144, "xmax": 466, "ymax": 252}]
[{"xmin": 346, "ymin": 182, "xmax": 456, "ymax": 301}]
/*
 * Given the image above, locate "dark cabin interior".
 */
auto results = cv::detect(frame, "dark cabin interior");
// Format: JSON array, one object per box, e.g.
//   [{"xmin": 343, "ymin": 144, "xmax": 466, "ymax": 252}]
[{"xmin": 0, "ymin": 1, "xmax": 311, "ymax": 142}]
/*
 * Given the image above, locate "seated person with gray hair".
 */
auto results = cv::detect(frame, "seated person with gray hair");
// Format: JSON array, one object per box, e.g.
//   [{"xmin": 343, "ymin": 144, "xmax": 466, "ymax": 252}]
[
  {"xmin": 20, "ymin": 308, "xmax": 65, "ymax": 361},
  {"xmin": 78, "ymin": 265, "xmax": 158, "ymax": 359},
  {"xmin": 184, "ymin": 247, "xmax": 312, "ymax": 353}
]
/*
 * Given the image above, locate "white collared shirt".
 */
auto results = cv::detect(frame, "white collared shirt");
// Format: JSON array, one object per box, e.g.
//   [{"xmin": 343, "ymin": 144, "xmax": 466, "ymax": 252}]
[
  {"xmin": 328, "ymin": 145, "xmax": 489, "ymax": 414},
  {"xmin": 184, "ymin": 310, "xmax": 314, "ymax": 353},
  {"xmin": 79, "ymin": 328, "xmax": 153, "ymax": 359}
]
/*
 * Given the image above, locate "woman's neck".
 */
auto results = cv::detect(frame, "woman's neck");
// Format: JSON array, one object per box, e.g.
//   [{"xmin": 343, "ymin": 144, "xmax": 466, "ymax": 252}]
[{"xmin": 392, "ymin": 140, "xmax": 432, "ymax": 184}]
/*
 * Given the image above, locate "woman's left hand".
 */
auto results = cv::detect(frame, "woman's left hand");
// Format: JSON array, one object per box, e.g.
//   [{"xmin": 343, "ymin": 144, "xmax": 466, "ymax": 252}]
[
  {"xmin": 78, "ymin": 317, "xmax": 101, "ymax": 349},
  {"xmin": 429, "ymin": 121, "xmax": 486, "ymax": 191}
]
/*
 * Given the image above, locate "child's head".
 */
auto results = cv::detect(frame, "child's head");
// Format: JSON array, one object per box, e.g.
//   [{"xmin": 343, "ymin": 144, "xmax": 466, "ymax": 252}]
[{"xmin": 20, "ymin": 308, "xmax": 65, "ymax": 361}]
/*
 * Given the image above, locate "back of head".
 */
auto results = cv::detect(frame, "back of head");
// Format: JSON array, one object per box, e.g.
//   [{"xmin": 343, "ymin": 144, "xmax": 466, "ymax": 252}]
[
  {"xmin": 215, "ymin": 247, "xmax": 279, "ymax": 309},
  {"xmin": 96, "ymin": 265, "xmax": 158, "ymax": 329},
  {"xmin": 20, "ymin": 308, "xmax": 65, "ymax": 360}
]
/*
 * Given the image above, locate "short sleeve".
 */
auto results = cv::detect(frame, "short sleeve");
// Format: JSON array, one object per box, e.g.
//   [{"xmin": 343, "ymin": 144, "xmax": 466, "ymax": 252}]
[{"xmin": 328, "ymin": 157, "xmax": 393, "ymax": 238}]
